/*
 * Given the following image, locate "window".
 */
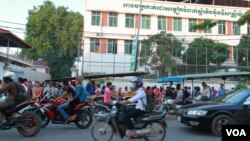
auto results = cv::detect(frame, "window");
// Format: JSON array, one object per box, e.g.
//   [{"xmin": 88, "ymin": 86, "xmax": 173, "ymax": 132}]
[
  {"xmin": 142, "ymin": 15, "xmax": 150, "ymax": 29},
  {"xmin": 91, "ymin": 11, "xmax": 101, "ymax": 26},
  {"xmin": 189, "ymin": 19, "xmax": 197, "ymax": 32},
  {"xmin": 90, "ymin": 38, "xmax": 100, "ymax": 53},
  {"xmin": 218, "ymin": 21, "xmax": 226, "ymax": 34},
  {"xmin": 107, "ymin": 39, "xmax": 117, "ymax": 54},
  {"xmin": 174, "ymin": 18, "xmax": 182, "ymax": 31},
  {"xmin": 233, "ymin": 22, "xmax": 241, "ymax": 35},
  {"xmin": 125, "ymin": 14, "xmax": 134, "ymax": 28},
  {"xmin": 158, "ymin": 16, "xmax": 166, "ymax": 30},
  {"xmin": 248, "ymin": 23, "xmax": 250, "ymax": 35},
  {"xmin": 124, "ymin": 40, "xmax": 132, "ymax": 54},
  {"xmin": 109, "ymin": 12, "xmax": 118, "ymax": 27},
  {"xmin": 233, "ymin": 22, "xmax": 240, "ymax": 35}
]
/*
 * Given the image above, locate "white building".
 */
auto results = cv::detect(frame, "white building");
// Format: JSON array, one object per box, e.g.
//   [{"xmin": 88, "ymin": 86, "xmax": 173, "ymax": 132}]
[{"xmin": 78, "ymin": 0, "xmax": 249, "ymax": 75}]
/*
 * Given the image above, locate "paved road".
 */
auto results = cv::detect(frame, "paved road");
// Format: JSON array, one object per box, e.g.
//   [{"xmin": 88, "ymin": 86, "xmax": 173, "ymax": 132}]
[{"xmin": 0, "ymin": 115, "xmax": 220, "ymax": 141}]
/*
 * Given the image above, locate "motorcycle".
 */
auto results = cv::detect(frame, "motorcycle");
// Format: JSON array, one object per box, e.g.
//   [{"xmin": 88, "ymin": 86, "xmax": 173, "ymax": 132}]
[
  {"xmin": 161, "ymin": 97, "xmax": 193, "ymax": 114},
  {"xmin": 91, "ymin": 101, "xmax": 167, "ymax": 141},
  {"xmin": 0, "ymin": 95, "xmax": 42, "ymax": 137},
  {"xmin": 39, "ymin": 94, "xmax": 93, "ymax": 129}
]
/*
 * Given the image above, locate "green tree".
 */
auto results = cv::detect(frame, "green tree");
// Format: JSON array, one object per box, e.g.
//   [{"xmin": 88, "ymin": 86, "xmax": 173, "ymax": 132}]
[
  {"xmin": 238, "ymin": 10, "xmax": 250, "ymax": 26},
  {"xmin": 140, "ymin": 31, "xmax": 183, "ymax": 77},
  {"xmin": 237, "ymin": 35, "xmax": 250, "ymax": 67},
  {"xmin": 237, "ymin": 10, "xmax": 250, "ymax": 71},
  {"xmin": 183, "ymin": 38, "xmax": 228, "ymax": 68},
  {"xmin": 192, "ymin": 19, "xmax": 217, "ymax": 33},
  {"xmin": 21, "ymin": 1, "xmax": 83, "ymax": 79}
]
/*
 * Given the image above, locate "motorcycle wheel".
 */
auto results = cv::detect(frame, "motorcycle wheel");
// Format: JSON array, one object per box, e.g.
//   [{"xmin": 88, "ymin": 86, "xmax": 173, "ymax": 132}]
[
  {"xmin": 144, "ymin": 121, "xmax": 166, "ymax": 141},
  {"xmin": 74, "ymin": 110, "xmax": 93, "ymax": 129},
  {"xmin": 91, "ymin": 121, "xmax": 114, "ymax": 141},
  {"xmin": 16, "ymin": 112, "xmax": 42, "ymax": 137},
  {"xmin": 41, "ymin": 114, "xmax": 50, "ymax": 128}
]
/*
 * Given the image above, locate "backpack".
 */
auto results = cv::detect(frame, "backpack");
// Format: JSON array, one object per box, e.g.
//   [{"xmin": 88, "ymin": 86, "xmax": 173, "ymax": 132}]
[
  {"xmin": 142, "ymin": 94, "xmax": 154, "ymax": 113},
  {"xmin": 13, "ymin": 82, "xmax": 28, "ymax": 101}
]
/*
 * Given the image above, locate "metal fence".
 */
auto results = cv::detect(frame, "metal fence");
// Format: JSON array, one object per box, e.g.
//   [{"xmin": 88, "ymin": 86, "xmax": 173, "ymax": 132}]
[{"xmin": 80, "ymin": 43, "xmax": 249, "ymax": 77}]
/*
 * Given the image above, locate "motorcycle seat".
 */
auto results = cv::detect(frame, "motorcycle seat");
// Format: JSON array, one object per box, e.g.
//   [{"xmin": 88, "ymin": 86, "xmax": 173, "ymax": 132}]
[
  {"xmin": 94, "ymin": 101, "xmax": 113, "ymax": 109},
  {"xmin": 136, "ymin": 111, "xmax": 166, "ymax": 121},
  {"xmin": 74, "ymin": 103, "xmax": 85, "ymax": 111}
]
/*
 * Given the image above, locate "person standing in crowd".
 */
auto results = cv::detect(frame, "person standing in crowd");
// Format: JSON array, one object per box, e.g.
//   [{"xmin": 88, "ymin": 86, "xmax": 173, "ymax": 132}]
[
  {"xmin": 218, "ymin": 83, "xmax": 225, "ymax": 96},
  {"xmin": 18, "ymin": 77, "xmax": 27, "ymax": 93},
  {"xmin": 32, "ymin": 81, "xmax": 43, "ymax": 100},
  {"xmin": 100, "ymin": 85, "xmax": 106, "ymax": 95},
  {"xmin": 165, "ymin": 86, "xmax": 173, "ymax": 99},
  {"xmin": 201, "ymin": 82, "xmax": 210, "ymax": 101},
  {"xmin": 175, "ymin": 84, "xmax": 183, "ymax": 104},
  {"xmin": 43, "ymin": 82, "xmax": 51, "ymax": 95},
  {"xmin": 210, "ymin": 87, "xmax": 218, "ymax": 98},
  {"xmin": 103, "ymin": 82, "xmax": 112, "ymax": 103}
]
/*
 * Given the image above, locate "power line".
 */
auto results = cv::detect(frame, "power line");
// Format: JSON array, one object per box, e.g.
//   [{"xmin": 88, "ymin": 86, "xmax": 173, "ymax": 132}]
[{"xmin": 0, "ymin": 20, "xmax": 26, "ymax": 26}]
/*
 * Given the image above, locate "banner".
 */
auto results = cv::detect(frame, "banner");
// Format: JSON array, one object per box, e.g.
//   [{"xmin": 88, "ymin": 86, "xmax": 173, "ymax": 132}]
[{"xmin": 130, "ymin": 40, "xmax": 138, "ymax": 71}]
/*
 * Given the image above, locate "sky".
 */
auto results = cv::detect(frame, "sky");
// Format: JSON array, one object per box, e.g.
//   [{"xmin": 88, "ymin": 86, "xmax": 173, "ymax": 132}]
[{"xmin": 0, "ymin": 0, "xmax": 84, "ymax": 40}]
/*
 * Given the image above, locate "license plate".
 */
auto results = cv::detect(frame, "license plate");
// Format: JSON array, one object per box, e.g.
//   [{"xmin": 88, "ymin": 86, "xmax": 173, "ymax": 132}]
[{"xmin": 177, "ymin": 116, "xmax": 181, "ymax": 122}]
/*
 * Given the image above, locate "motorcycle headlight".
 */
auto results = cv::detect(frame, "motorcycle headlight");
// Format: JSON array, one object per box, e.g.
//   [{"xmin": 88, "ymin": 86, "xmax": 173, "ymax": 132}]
[{"xmin": 187, "ymin": 110, "xmax": 207, "ymax": 116}]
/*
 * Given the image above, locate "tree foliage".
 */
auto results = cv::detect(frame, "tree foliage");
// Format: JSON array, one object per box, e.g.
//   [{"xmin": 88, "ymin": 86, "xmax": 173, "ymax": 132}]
[
  {"xmin": 183, "ymin": 38, "xmax": 228, "ymax": 66},
  {"xmin": 21, "ymin": 1, "xmax": 83, "ymax": 79},
  {"xmin": 140, "ymin": 31, "xmax": 183, "ymax": 77},
  {"xmin": 238, "ymin": 10, "xmax": 250, "ymax": 25},
  {"xmin": 237, "ymin": 35, "xmax": 250, "ymax": 67},
  {"xmin": 192, "ymin": 19, "xmax": 217, "ymax": 32}
]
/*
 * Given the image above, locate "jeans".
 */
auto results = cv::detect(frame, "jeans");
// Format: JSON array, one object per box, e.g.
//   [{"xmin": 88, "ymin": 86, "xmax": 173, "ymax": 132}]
[{"xmin": 57, "ymin": 103, "xmax": 69, "ymax": 120}]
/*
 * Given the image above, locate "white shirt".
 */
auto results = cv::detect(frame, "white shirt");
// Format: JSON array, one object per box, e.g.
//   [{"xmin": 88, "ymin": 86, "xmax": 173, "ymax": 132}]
[
  {"xmin": 22, "ymin": 84, "xmax": 28, "ymax": 93},
  {"xmin": 128, "ymin": 87, "xmax": 147, "ymax": 111}
]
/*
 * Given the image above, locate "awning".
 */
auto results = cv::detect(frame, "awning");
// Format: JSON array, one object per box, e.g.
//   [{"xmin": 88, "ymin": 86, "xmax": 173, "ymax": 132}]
[
  {"xmin": 177, "ymin": 72, "xmax": 250, "ymax": 80},
  {"xmin": 0, "ymin": 28, "xmax": 32, "ymax": 48},
  {"xmin": 157, "ymin": 76, "xmax": 185, "ymax": 83},
  {"xmin": 46, "ymin": 71, "xmax": 149, "ymax": 82}
]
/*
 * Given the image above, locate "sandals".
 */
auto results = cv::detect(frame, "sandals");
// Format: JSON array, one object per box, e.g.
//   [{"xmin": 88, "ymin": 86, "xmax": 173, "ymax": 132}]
[
  {"xmin": 64, "ymin": 115, "xmax": 77, "ymax": 124},
  {"xmin": 127, "ymin": 130, "xmax": 138, "ymax": 139}
]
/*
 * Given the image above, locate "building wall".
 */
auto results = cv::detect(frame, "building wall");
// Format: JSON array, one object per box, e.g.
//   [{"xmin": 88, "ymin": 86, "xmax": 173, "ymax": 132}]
[{"xmin": 81, "ymin": 0, "xmax": 249, "ymax": 74}]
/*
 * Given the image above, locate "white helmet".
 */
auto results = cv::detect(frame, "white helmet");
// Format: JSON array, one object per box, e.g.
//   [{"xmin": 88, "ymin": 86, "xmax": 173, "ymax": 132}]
[{"xmin": 3, "ymin": 71, "xmax": 16, "ymax": 80}]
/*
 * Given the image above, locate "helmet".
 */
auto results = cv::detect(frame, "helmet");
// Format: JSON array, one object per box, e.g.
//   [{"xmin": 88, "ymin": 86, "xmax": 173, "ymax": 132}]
[
  {"xmin": 3, "ymin": 71, "xmax": 16, "ymax": 80},
  {"xmin": 130, "ymin": 77, "xmax": 143, "ymax": 86}
]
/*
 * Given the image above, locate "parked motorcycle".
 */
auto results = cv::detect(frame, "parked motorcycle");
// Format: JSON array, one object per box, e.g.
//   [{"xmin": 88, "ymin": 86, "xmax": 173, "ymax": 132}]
[
  {"xmin": 39, "ymin": 94, "xmax": 93, "ymax": 129},
  {"xmin": 0, "ymin": 95, "xmax": 42, "ymax": 137},
  {"xmin": 91, "ymin": 101, "xmax": 167, "ymax": 141}
]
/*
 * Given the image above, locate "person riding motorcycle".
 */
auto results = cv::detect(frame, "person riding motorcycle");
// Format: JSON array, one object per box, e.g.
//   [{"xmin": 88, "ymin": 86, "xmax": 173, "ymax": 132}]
[
  {"xmin": 57, "ymin": 80, "xmax": 76, "ymax": 123},
  {"xmin": 0, "ymin": 76, "xmax": 18, "ymax": 111},
  {"xmin": 120, "ymin": 77, "xmax": 147, "ymax": 138}
]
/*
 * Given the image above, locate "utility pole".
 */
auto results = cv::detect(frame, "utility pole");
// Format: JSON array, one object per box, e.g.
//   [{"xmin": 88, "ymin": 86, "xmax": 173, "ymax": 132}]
[{"xmin": 134, "ymin": 0, "xmax": 143, "ymax": 72}]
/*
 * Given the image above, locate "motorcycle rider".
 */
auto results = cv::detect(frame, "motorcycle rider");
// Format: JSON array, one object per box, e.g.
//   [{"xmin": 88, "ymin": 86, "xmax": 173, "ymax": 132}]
[
  {"xmin": 57, "ymin": 80, "xmax": 76, "ymax": 122},
  {"xmin": 0, "ymin": 72, "xmax": 20, "ymax": 127},
  {"xmin": 0, "ymin": 75, "xmax": 18, "ymax": 111},
  {"xmin": 121, "ymin": 77, "xmax": 147, "ymax": 138},
  {"xmin": 65, "ymin": 76, "xmax": 87, "ymax": 123}
]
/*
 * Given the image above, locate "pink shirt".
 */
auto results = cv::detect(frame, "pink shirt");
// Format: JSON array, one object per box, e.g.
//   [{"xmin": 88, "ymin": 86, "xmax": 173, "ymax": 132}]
[{"xmin": 103, "ymin": 88, "xmax": 111, "ymax": 103}]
